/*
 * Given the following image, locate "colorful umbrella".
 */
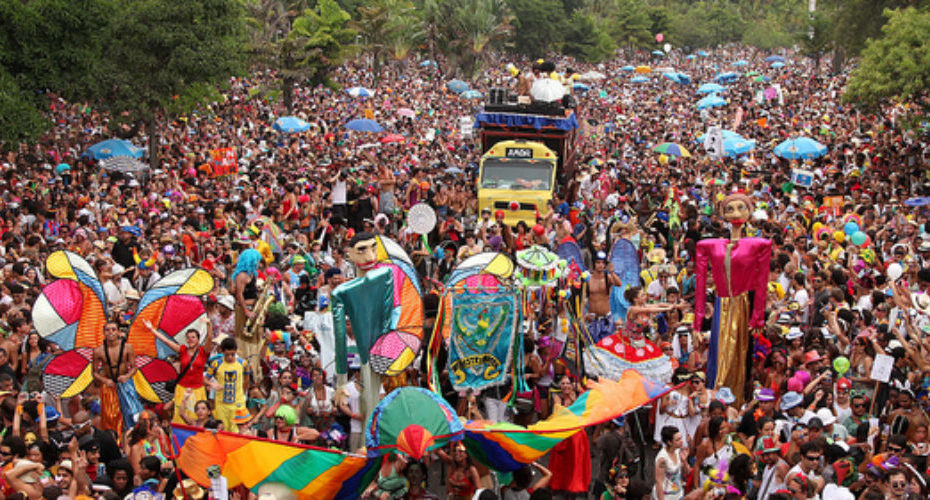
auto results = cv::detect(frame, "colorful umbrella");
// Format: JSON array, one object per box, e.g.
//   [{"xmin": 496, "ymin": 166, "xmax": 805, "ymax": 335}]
[
  {"xmin": 620, "ymin": 65, "xmax": 635, "ymax": 72},
  {"xmin": 774, "ymin": 137, "xmax": 828, "ymax": 160},
  {"xmin": 771, "ymin": 62, "xmax": 786, "ymax": 69},
  {"xmin": 765, "ymin": 55, "xmax": 786, "ymax": 63},
  {"xmin": 630, "ymin": 76, "xmax": 649, "ymax": 83},
  {"xmin": 651, "ymin": 50, "xmax": 665, "ymax": 56},
  {"xmin": 379, "ymin": 134, "xmax": 405, "ymax": 144},
  {"xmin": 697, "ymin": 50, "xmax": 709, "ymax": 56},
  {"xmin": 396, "ymin": 107, "xmax": 416, "ymax": 118},
  {"xmin": 732, "ymin": 60, "xmax": 749, "ymax": 67},
  {"xmin": 634, "ymin": 65, "xmax": 652, "ymax": 74},
  {"xmin": 365, "ymin": 387, "xmax": 463, "ymax": 459},
  {"xmin": 714, "ymin": 72, "xmax": 739, "ymax": 83},
  {"xmin": 461, "ymin": 89, "xmax": 483, "ymax": 99},
  {"xmin": 652, "ymin": 142, "xmax": 692, "ymax": 157}
]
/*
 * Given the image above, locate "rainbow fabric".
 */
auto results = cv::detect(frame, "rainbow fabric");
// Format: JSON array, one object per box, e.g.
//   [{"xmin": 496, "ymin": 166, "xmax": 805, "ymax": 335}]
[
  {"xmin": 172, "ymin": 424, "xmax": 377, "ymax": 500},
  {"xmin": 463, "ymin": 369, "xmax": 670, "ymax": 471},
  {"xmin": 172, "ymin": 370, "xmax": 668, "ymax": 497}
]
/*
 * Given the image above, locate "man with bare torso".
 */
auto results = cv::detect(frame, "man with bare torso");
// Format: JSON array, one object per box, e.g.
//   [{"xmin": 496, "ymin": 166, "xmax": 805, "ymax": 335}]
[
  {"xmin": 587, "ymin": 251, "xmax": 621, "ymax": 342},
  {"xmin": 92, "ymin": 322, "xmax": 141, "ymax": 433}
]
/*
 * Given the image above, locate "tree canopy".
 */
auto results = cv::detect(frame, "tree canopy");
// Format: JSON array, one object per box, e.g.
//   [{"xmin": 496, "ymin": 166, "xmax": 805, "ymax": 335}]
[{"xmin": 844, "ymin": 7, "xmax": 930, "ymax": 108}]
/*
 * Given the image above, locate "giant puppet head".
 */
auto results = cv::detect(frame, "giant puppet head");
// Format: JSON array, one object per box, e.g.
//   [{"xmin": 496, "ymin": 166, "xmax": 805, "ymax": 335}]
[
  {"xmin": 719, "ymin": 193, "xmax": 753, "ymax": 233},
  {"xmin": 347, "ymin": 232, "xmax": 379, "ymax": 275}
]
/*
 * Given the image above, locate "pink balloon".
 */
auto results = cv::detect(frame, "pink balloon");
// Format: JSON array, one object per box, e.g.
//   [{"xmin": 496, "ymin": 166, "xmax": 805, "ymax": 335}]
[{"xmin": 656, "ymin": 33, "xmax": 664, "ymax": 42}]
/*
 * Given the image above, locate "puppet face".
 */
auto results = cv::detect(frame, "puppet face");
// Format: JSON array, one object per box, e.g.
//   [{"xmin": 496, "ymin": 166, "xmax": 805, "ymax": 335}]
[
  {"xmin": 347, "ymin": 237, "xmax": 379, "ymax": 271},
  {"xmin": 723, "ymin": 198, "xmax": 751, "ymax": 226}
]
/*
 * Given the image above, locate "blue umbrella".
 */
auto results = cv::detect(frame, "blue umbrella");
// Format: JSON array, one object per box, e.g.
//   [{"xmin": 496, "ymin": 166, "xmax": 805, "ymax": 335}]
[
  {"xmin": 446, "ymin": 79, "xmax": 470, "ymax": 94},
  {"xmin": 773, "ymin": 137, "xmax": 828, "ymax": 160},
  {"xmin": 652, "ymin": 50, "xmax": 665, "ymax": 56},
  {"xmin": 419, "ymin": 60, "xmax": 436, "ymax": 67},
  {"xmin": 697, "ymin": 50, "xmax": 709, "ymax": 56},
  {"xmin": 444, "ymin": 166, "xmax": 464, "ymax": 174},
  {"xmin": 662, "ymin": 72, "xmax": 690, "ymax": 85},
  {"xmin": 722, "ymin": 137, "xmax": 756, "ymax": 157},
  {"xmin": 714, "ymin": 72, "xmax": 739, "ymax": 83},
  {"xmin": 697, "ymin": 129, "xmax": 742, "ymax": 143},
  {"xmin": 686, "ymin": 54, "xmax": 697, "ymax": 60},
  {"xmin": 345, "ymin": 118, "xmax": 384, "ymax": 133},
  {"xmin": 764, "ymin": 55, "xmax": 786, "ymax": 63},
  {"xmin": 770, "ymin": 62, "xmax": 786, "ymax": 69},
  {"xmin": 904, "ymin": 197, "xmax": 930, "ymax": 207},
  {"xmin": 55, "ymin": 163, "xmax": 71, "ymax": 174},
  {"xmin": 620, "ymin": 65, "xmax": 635, "ymax": 72},
  {"xmin": 346, "ymin": 86, "xmax": 373, "ymax": 97},
  {"xmin": 273, "ymin": 116, "xmax": 311, "ymax": 133},
  {"xmin": 461, "ymin": 89, "xmax": 483, "ymax": 99},
  {"xmin": 696, "ymin": 95, "xmax": 727, "ymax": 110},
  {"xmin": 83, "ymin": 139, "xmax": 144, "ymax": 161},
  {"xmin": 732, "ymin": 60, "xmax": 749, "ymax": 67},
  {"xmin": 572, "ymin": 82, "xmax": 590, "ymax": 92},
  {"xmin": 631, "ymin": 76, "xmax": 649, "ymax": 83},
  {"xmin": 698, "ymin": 83, "xmax": 725, "ymax": 94}
]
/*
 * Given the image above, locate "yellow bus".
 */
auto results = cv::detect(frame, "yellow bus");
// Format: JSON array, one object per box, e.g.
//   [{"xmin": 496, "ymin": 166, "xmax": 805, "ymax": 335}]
[{"xmin": 478, "ymin": 140, "xmax": 558, "ymax": 226}]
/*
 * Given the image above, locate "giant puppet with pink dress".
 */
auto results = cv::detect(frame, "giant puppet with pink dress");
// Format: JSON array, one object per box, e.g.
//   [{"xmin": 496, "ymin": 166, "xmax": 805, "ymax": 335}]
[{"xmin": 692, "ymin": 193, "xmax": 771, "ymax": 406}]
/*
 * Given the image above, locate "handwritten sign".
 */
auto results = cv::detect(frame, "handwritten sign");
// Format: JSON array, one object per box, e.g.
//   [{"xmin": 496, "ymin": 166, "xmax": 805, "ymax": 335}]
[
  {"xmin": 870, "ymin": 353, "xmax": 894, "ymax": 383},
  {"xmin": 209, "ymin": 147, "xmax": 237, "ymax": 177}
]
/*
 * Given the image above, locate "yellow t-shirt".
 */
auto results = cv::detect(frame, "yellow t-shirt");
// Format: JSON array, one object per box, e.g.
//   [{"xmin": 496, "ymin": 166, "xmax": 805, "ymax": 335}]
[{"xmin": 207, "ymin": 356, "xmax": 250, "ymax": 407}]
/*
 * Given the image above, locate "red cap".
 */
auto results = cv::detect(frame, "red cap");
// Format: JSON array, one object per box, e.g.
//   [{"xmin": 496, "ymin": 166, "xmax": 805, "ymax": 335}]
[
  {"xmin": 836, "ymin": 377, "xmax": 851, "ymax": 390},
  {"xmin": 494, "ymin": 210, "xmax": 505, "ymax": 219},
  {"xmin": 532, "ymin": 224, "xmax": 545, "ymax": 236}
]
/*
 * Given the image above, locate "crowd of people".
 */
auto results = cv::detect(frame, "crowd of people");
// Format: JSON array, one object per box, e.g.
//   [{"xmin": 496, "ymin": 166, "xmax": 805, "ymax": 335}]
[{"xmin": 0, "ymin": 42, "xmax": 928, "ymax": 500}]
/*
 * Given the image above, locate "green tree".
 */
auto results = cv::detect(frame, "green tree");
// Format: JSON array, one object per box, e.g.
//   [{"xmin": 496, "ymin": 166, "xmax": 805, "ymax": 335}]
[
  {"xmin": 354, "ymin": 0, "xmax": 420, "ymax": 78},
  {"xmin": 506, "ymin": 0, "xmax": 565, "ymax": 57},
  {"xmin": 844, "ymin": 7, "xmax": 930, "ymax": 108},
  {"xmin": 0, "ymin": 0, "xmax": 113, "ymax": 145},
  {"xmin": 608, "ymin": 0, "xmax": 652, "ymax": 51},
  {"xmin": 796, "ymin": 11, "xmax": 834, "ymax": 72},
  {"xmin": 289, "ymin": 0, "xmax": 357, "ymax": 93},
  {"xmin": 562, "ymin": 11, "xmax": 614, "ymax": 62},
  {"xmin": 445, "ymin": 0, "xmax": 514, "ymax": 77},
  {"xmin": 103, "ymin": 0, "xmax": 247, "ymax": 168}
]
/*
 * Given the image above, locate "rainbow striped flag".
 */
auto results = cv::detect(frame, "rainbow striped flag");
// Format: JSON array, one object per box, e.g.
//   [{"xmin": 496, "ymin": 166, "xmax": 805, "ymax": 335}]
[{"xmin": 172, "ymin": 424, "xmax": 377, "ymax": 500}]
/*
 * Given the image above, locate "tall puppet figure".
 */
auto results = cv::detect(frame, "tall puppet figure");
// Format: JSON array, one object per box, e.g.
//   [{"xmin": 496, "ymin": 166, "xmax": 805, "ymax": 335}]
[
  {"xmin": 332, "ymin": 233, "xmax": 423, "ymax": 427},
  {"xmin": 692, "ymin": 193, "xmax": 771, "ymax": 405}
]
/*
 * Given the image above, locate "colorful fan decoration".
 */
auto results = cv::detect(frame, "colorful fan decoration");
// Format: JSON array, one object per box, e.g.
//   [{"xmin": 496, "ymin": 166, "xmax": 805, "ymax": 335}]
[
  {"xmin": 128, "ymin": 268, "xmax": 215, "ymax": 359},
  {"xmin": 515, "ymin": 245, "xmax": 564, "ymax": 287},
  {"xmin": 34, "ymin": 251, "xmax": 214, "ymax": 403},
  {"xmin": 365, "ymin": 387, "xmax": 463, "ymax": 459},
  {"xmin": 32, "ymin": 251, "xmax": 108, "ymax": 350},
  {"xmin": 173, "ymin": 424, "xmax": 376, "ymax": 500}
]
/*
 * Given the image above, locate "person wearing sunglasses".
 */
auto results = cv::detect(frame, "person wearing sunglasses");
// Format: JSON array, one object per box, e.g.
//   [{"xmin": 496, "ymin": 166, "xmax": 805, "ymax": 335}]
[
  {"xmin": 841, "ymin": 391, "xmax": 870, "ymax": 437},
  {"xmin": 884, "ymin": 467, "xmax": 909, "ymax": 500},
  {"xmin": 786, "ymin": 441, "xmax": 824, "ymax": 494}
]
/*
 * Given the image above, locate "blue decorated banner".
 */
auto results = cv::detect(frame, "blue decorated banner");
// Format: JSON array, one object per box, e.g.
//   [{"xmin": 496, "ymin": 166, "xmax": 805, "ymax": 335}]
[{"xmin": 448, "ymin": 290, "xmax": 519, "ymax": 391}]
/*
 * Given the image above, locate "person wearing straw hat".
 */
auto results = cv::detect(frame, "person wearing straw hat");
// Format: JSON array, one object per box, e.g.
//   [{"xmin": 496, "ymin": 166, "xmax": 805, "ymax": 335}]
[{"xmin": 172, "ymin": 478, "xmax": 205, "ymax": 500}]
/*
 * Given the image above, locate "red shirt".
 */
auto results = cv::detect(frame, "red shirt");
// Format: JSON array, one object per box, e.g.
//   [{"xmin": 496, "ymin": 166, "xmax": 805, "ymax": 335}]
[{"xmin": 178, "ymin": 345, "xmax": 208, "ymax": 388}]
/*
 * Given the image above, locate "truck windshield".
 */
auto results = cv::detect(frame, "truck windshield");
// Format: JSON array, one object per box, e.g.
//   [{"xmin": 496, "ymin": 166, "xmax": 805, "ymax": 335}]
[{"xmin": 480, "ymin": 159, "xmax": 554, "ymax": 191}]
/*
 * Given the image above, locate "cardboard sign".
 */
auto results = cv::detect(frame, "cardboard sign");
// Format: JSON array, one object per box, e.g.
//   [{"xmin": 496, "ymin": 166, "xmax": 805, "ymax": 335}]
[
  {"xmin": 209, "ymin": 147, "xmax": 237, "ymax": 177},
  {"xmin": 704, "ymin": 126, "xmax": 724, "ymax": 160},
  {"xmin": 791, "ymin": 168, "xmax": 814, "ymax": 188},
  {"xmin": 870, "ymin": 353, "xmax": 894, "ymax": 383}
]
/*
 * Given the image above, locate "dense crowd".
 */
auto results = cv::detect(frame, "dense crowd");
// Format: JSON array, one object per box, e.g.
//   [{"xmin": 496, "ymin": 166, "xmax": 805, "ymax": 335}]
[{"xmin": 0, "ymin": 43, "xmax": 928, "ymax": 500}]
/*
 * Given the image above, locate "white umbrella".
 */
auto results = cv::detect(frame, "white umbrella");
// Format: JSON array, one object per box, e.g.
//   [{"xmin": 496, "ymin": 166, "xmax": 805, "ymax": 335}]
[
  {"xmin": 579, "ymin": 70, "xmax": 606, "ymax": 81},
  {"xmin": 530, "ymin": 78, "xmax": 564, "ymax": 103},
  {"xmin": 100, "ymin": 155, "xmax": 149, "ymax": 173}
]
